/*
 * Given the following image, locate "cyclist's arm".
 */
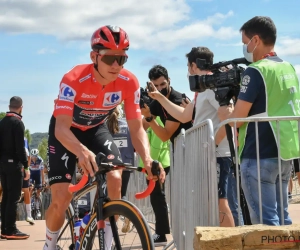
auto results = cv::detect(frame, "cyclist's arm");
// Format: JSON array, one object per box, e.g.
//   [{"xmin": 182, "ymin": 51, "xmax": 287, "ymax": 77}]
[{"xmin": 55, "ymin": 115, "xmax": 86, "ymax": 156}]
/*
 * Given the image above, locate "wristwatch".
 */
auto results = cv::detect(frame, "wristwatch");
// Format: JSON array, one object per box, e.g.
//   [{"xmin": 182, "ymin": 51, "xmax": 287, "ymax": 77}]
[{"xmin": 145, "ymin": 115, "xmax": 154, "ymax": 122}]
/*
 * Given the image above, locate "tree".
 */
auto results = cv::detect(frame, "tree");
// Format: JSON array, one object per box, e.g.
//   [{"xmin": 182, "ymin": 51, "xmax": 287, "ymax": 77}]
[
  {"xmin": 0, "ymin": 112, "xmax": 5, "ymax": 120},
  {"xmin": 24, "ymin": 129, "xmax": 32, "ymax": 144},
  {"xmin": 38, "ymin": 138, "xmax": 48, "ymax": 161}
]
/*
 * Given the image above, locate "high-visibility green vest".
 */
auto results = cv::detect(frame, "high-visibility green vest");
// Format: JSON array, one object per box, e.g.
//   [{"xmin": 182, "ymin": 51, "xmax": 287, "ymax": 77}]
[
  {"xmin": 239, "ymin": 59, "xmax": 300, "ymax": 161},
  {"xmin": 139, "ymin": 116, "xmax": 170, "ymax": 168}
]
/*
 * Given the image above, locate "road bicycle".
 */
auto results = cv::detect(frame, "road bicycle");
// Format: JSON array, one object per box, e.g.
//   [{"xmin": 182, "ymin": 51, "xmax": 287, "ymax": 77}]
[
  {"xmin": 57, "ymin": 152, "xmax": 160, "ymax": 250},
  {"xmin": 30, "ymin": 183, "xmax": 44, "ymax": 221}
]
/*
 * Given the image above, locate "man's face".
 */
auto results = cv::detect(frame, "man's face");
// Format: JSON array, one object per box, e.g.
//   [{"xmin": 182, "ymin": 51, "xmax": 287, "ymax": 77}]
[
  {"xmin": 151, "ymin": 76, "xmax": 169, "ymax": 91},
  {"xmin": 91, "ymin": 49, "xmax": 127, "ymax": 83},
  {"xmin": 242, "ymin": 31, "xmax": 260, "ymax": 62},
  {"xmin": 31, "ymin": 155, "xmax": 37, "ymax": 161}
]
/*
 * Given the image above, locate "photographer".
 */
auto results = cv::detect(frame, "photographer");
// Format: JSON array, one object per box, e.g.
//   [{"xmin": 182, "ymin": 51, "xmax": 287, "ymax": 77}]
[
  {"xmin": 141, "ymin": 65, "xmax": 193, "ymax": 245},
  {"xmin": 147, "ymin": 48, "xmax": 236, "ymax": 227},
  {"xmin": 218, "ymin": 16, "xmax": 300, "ymax": 225}
]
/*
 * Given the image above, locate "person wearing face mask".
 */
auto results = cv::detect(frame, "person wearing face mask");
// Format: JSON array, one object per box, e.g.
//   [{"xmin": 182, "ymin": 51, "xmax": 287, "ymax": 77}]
[
  {"xmin": 141, "ymin": 65, "xmax": 193, "ymax": 245},
  {"xmin": 142, "ymin": 65, "xmax": 193, "ymax": 145},
  {"xmin": 0, "ymin": 96, "xmax": 30, "ymax": 239},
  {"xmin": 146, "ymin": 49, "xmax": 238, "ymax": 227},
  {"xmin": 218, "ymin": 16, "xmax": 300, "ymax": 226}
]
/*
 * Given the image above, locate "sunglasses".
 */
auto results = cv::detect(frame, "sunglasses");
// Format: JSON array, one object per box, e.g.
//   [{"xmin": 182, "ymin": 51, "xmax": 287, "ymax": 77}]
[{"xmin": 97, "ymin": 53, "xmax": 128, "ymax": 66}]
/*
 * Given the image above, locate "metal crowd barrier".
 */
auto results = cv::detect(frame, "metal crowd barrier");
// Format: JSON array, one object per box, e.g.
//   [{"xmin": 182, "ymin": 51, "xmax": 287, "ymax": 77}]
[
  {"xmin": 170, "ymin": 119, "xmax": 219, "ymax": 250},
  {"xmin": 126, "ymin": 154, "xmax": 171, "ymax": 231},
  {"xmin": 215, "ymin": 116, "xmax": 300, "ymax": 226}
]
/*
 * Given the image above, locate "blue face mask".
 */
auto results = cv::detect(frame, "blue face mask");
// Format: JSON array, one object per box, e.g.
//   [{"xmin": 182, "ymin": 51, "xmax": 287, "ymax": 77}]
[{"xmin": 243, "ymin": 37, "xmax": 257, "ymax": 63}]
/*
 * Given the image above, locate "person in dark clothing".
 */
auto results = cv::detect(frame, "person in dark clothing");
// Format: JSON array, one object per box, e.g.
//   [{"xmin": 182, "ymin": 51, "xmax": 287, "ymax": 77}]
[
  {"xmin": 0, "ymin": 96, "xmax": 30, "ymax": 240},
  {"xmin": 141, "ymin": 65, "xmax": 193, "ymax": 246}
]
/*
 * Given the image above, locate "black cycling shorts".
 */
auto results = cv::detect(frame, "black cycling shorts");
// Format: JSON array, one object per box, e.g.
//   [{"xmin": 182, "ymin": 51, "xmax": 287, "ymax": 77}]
[
  {"xmin": 47, "ymin": 116, "xmax": 122, "ymax": 186},
  {"xmin": 22, "ymin": 179, "xmax": 29, "ymax": 188}
]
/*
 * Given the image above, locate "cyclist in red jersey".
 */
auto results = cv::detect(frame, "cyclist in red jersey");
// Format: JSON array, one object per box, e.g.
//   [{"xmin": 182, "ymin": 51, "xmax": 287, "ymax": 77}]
[{"xmin": 43, "ymin": 25, "xmax": 166, "ymax": 250}]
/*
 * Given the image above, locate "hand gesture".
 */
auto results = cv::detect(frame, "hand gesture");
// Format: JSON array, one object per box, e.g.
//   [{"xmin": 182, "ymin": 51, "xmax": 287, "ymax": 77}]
[
  {"xmin": 77, "ymin": 146, "xmax": 98, "ymax": 177},
  {"xmin": 146, "ymin": 82, "xmax": 163, "ymax": 100}
]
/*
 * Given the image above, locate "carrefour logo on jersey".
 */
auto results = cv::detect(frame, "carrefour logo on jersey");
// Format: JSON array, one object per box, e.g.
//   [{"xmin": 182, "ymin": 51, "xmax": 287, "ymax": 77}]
[
  {"xmin": 58, "ymin": 83, "xmax": 77, "ymax": 103},
  {"xmin": 103, "ymin": 91, "xmax": 122, "ymax": 106}
]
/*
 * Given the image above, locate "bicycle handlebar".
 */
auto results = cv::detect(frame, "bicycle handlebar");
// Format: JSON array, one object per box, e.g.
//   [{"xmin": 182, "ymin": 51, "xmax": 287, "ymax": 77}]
[{"xmin": 68, "ymin": 153, "xmax": 160, "ymax": 200}]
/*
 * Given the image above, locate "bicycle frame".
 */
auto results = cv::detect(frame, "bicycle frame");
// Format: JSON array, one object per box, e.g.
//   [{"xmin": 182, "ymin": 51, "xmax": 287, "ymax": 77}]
[{"xmin": 68, "ymin": 156, "xmax": 160, "ymax": 249}]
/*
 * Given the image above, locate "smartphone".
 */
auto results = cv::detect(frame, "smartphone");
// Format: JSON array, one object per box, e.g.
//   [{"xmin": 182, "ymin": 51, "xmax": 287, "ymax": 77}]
[{"xmin": 146, "ymin": 81, "xmax": 154, "ymax": 92}]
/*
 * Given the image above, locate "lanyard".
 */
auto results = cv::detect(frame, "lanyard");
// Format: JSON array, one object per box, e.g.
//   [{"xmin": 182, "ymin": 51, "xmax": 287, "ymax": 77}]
[
  {"xmin": 6, "ymin": 112, "xmax": 22, "ymax": 120},
  {"xmin": 262, "ymin": 52, "xmax": 277, "ymax": 59}
]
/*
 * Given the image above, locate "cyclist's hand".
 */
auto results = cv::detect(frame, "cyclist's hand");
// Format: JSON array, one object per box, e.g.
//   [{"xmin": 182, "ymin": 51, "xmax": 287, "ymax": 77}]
[
  {"xmin": 24, "ymin": 169, "xmax": 30, "ymax": 180},
  {"xmin": 77, "ymin": 147, "xmax": 98, "ymax": 177}
]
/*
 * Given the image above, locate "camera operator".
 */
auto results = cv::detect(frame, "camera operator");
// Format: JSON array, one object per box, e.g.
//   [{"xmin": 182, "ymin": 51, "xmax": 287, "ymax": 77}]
[
  {"xmin": 147, "ymin": 48, "xmax": 236, "ymax": 227},
  {"xmin": 141, "ymin": 65, "xmax": 193, "ymax": 245},
  {"xmin": 218, "ymin": 16, "xmax": 300, "ymax": 226}
]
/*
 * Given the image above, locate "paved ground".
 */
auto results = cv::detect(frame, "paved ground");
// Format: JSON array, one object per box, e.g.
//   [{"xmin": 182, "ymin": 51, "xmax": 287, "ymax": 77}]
[
  {"xmin": 0, "ymin": 220, "xmax": 174, "ymax": 250},
  {"xmin": 0, "ymin": 204, "xmax": 299, "ymax": 250}
]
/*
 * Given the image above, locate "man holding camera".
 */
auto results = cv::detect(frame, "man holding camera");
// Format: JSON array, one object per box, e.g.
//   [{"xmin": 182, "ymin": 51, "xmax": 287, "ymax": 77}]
[
  {"xmin": 146, "ymin": 49, "xmax": 236, "ymax": 227},
  {"xmin": 218, "ymin": 16, "xmax": 300, "ymax": 225},
  {"xmin": 141, "ymin": 65, "xmax": 193, "ymax": 245}
]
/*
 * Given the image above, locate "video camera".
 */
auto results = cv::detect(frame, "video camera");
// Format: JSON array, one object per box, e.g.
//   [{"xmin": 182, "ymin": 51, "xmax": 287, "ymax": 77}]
[
  {"xmin": 139, "ymin": 87, "xmax": 152, "ymax": 108},
  {"xmin": 189, "ymin": 57, "xmax": 250, "ymax": 106}
]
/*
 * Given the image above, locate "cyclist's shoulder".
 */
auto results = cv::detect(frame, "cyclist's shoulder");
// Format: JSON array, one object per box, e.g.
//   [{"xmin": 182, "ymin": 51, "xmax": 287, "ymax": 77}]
[
  {"xmin": 62, "ymin": 64, "xmax": 93, "ymax": 84},
  {"xmin": 37, "ymin": 156, "xmax": 44, "ymax": 162},
  {"xmin": 116, "ymin": 68, "xmax": 138, "ymax": 84}
]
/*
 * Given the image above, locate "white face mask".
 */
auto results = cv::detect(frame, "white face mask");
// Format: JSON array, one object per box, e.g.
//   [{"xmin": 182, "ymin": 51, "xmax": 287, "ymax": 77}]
[{"xmin": 243, "ymin": 37, "xmax": 257, "ymax": 63}]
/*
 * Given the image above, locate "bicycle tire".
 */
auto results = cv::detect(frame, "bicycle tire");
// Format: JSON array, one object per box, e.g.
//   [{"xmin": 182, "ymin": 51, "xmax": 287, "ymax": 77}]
[
  {"xmin": 79, "ymin": 200, "xmax": 154, "ymax": 250},
  {"xmin": 57, "ymin": 204, "xmax": 75, "ymax": 249},
  {"xmin": 34, "ymin": 196, "xmax": 43, "ymax": 220}
]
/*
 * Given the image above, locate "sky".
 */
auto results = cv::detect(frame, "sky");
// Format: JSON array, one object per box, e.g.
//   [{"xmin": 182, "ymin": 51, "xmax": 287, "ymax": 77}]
[{"xmin": 0, "ymin": 0, "xmax": 300, "ymax": 133}]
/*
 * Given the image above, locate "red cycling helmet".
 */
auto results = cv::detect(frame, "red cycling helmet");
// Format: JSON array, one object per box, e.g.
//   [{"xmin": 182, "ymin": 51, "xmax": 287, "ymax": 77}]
[{"xmin": 91, "ymin": 25, "xmax": 129, "ymax": 51}]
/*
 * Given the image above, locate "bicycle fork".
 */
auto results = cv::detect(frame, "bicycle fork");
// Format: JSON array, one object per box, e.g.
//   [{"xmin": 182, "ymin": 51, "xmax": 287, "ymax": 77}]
[{"xmin": 96, "ymin": 174, "xmax": 121, "ymax": 250}]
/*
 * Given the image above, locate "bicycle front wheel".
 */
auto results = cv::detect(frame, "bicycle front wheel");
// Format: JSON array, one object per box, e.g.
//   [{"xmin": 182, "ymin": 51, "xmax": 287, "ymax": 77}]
[
  {"xmin": 79, "ymin": 200, "xmax": 154, "ymax": 250},
  {"xmin": 56, "ymin": 204, "xmax": 75, "ymax": 250}
]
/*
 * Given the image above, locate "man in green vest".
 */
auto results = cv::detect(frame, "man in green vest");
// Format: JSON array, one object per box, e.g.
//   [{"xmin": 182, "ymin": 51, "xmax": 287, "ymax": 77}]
[{"xmin": 218, "ymin": 16, "xmax": 300, "ymax": 226}]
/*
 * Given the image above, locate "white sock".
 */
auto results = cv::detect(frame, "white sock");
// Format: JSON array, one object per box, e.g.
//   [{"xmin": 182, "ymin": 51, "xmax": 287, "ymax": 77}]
[
  {"xmin": 26, "ymin": 204, "xmax": 32, "ymax": 218},
  {"xmin": 43, "ymin": 227, "xmax": 60, "ymax": 250},
  {"xmin": 104, "ymin": 221, "xmax": 113, "ymax": 250}
]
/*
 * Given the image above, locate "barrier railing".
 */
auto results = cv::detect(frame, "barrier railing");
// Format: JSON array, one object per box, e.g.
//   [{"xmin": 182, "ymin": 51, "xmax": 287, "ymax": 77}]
[
  {"xmin": 215, "ymin": 116, "xmax": 300, "ymax": 226},
  {"xmin": 170, "ymin": 119, "xmax": 219, "ymax": 250},
  {"xmin": 126, "ymin": 154, "xmax": 171, "ymax": 231}
]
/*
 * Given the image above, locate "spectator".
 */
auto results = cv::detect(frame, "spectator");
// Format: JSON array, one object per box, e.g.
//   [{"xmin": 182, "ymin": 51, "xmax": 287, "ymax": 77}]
[
  {"xmin": 146, "ymin": 48, "xmax": 236, "ymax": 227},
  {"xmin": 218, "ymin": 16, "xmax": 300, "ymax": 225},
  {"xmin": 43, "ymin": 164, "xmax": 52, "ymax": 213},
  {"xmin": 0, "ymin": 96, "xmax": 30, "ymax": 239},
  {"xmin": 22, "ymin": 137, "xmax": 35, "ymax": 225},
  {"xmin": 141, "ymin": 65, "xmax": 193, "ymax": 244},
  {"xmin": 139, "ymin": 116, "xmax": 170, "ymax": 247}
]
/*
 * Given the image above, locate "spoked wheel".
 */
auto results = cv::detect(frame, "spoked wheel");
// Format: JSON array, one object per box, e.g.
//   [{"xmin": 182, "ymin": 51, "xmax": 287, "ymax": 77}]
[
  {"xmin": 56, "ymin": 205, "xmax": 75, "ymax": 250},
  {"xmin": 79, "ymin": 200, "xmax": 154, "ymax": 250}
]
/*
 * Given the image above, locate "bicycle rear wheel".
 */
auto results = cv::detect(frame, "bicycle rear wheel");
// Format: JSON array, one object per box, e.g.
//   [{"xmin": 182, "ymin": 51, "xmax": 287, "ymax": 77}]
[{"xmin": 79, "ymin": 200, "xmax": 154, "ymax": 250}]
